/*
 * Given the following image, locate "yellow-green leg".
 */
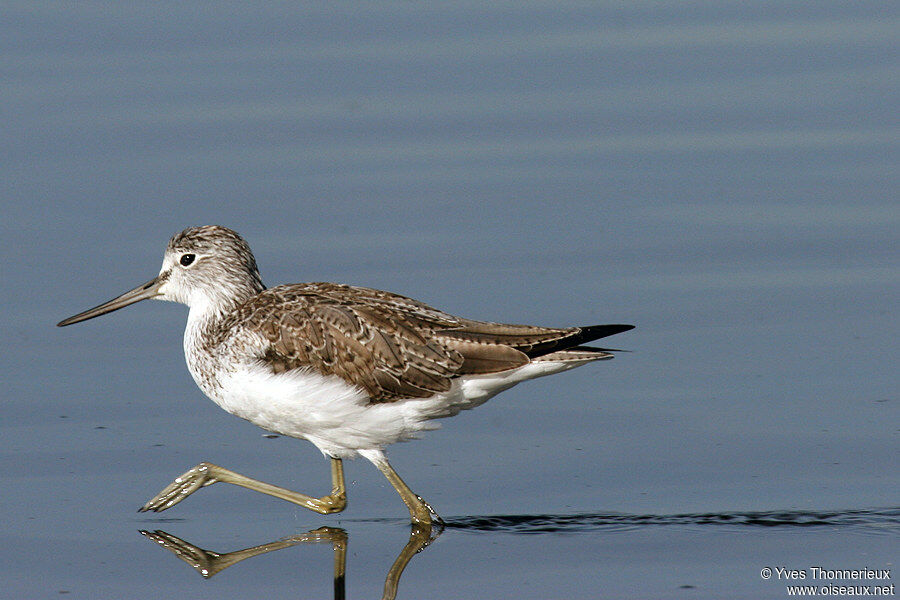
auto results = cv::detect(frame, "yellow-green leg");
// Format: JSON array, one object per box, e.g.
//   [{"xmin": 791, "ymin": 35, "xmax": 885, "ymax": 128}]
[
  {"xmin": 360, "ymin": 449, "xmax": 443, "ymax": 526},
  {"xmin": 139, "ymin": 457, "xmax": 347, "ymax": 514}
]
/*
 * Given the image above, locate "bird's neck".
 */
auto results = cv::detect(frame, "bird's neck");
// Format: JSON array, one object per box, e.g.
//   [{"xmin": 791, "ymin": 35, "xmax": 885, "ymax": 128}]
[
  {"xmin": 183, "ymin": 282, "xmax": 255, "ymax": 343},
  {"xmin": 182, "ymin": 293, "xmax": 245, "ymax": 396},
  {"xmin": 186, "ymin": 274, "xmax": 264, "ymax": 323}
]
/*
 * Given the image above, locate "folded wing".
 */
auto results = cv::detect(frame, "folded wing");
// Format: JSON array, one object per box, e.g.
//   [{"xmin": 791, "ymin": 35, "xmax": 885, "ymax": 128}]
[{"xmin": 237, "ymin": 282, "xmax": 632, "ymax": 403}]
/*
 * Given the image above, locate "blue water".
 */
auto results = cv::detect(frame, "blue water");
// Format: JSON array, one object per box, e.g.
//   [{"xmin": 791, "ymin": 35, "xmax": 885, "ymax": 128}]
[{"xmin": 2, "ymin": 2, "xmax": 897, "ymax": 598}]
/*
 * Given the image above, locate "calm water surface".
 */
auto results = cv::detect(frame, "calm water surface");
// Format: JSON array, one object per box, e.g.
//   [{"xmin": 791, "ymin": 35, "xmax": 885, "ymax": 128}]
[{"xmin": 2, "ymin": 2, "xmax": 897, "ymax": 599}]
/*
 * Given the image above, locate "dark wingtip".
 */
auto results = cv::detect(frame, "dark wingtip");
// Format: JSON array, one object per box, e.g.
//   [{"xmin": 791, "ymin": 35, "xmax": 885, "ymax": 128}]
[
  {"xmin": 524, "ymin": 323, "xmax": 635, "ymax": 358},
  {"xmin": 578, "ymin": 324, "xmax": 635, "ymax": 340},
  {"xmin": 572, "ymin": 346, "xmax": 632, "ymax": 353}
]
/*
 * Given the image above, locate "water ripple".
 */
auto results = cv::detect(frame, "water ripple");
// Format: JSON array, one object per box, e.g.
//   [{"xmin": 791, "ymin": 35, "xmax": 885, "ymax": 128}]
[{"xmin": 440, "ymin": 508, "xmax": 900, "ymax": 535}]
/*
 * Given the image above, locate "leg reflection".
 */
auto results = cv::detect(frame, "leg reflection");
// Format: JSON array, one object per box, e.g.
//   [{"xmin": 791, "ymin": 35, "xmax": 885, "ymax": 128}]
[
  {"xmin": 383, "ymin": 523, "xmax": 441, "ymax": 600},
  {"xmin": 140, "ymin": 523, "xmax": 440, "ymax": 600},
  {"xmin": 140, "ymin": 526, "xmax": 346, "ymax": 579}
]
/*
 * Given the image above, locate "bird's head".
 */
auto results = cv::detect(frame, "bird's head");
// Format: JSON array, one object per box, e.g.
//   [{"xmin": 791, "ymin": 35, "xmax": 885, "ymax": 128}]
[{"xmin": 57, "ymin": 226, "xmax": 264, "ymax": 327}]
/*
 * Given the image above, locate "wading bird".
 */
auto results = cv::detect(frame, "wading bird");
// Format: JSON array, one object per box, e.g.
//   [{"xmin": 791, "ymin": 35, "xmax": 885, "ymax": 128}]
[{"xmin": 58, "ymin": 226, "xmax": 633, "ymax": 525}]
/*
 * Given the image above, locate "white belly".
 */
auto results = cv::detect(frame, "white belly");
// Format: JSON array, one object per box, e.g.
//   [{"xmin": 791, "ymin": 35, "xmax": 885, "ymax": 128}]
[{"xmin": 202, "ymin": 358, "xmax": 587, "ymax": 458}]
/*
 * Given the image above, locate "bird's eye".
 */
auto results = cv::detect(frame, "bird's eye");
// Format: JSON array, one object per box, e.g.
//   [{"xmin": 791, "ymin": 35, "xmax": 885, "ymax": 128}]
[{"xmin": 180, "ymin": 253, "xmax": 196, "ymax": 267}]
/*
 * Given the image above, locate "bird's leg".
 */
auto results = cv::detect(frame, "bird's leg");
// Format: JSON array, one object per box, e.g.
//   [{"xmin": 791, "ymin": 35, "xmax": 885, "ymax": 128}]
[
  {"xmin": 139, "ymin": 457, "xmax": 347, "ymax": 514},
  {"xmin": 361, "ymin": 449, "xmax": 444, "ymax": 526}
]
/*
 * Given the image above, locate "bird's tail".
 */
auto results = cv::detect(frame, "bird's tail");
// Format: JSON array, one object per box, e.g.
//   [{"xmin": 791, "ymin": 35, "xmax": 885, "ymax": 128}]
[{"xmin": 524, "ymin": 324, "xmax": 634, "ymax": 358}]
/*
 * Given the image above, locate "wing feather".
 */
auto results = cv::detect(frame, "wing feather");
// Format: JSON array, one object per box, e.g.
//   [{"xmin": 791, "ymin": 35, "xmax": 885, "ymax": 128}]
[
  {"xmin": 237, "ymin": 283, "xmax": 465, "ymax": 402},
  {"xmin": 226, "ymin": 282, "xmax": 632, "ymax": 403}
]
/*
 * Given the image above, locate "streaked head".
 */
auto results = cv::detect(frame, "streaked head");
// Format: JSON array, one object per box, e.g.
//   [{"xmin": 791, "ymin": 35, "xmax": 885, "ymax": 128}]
[{"xmin": 57, "ymin": 226, "xmax": 265, "ymax": 327}]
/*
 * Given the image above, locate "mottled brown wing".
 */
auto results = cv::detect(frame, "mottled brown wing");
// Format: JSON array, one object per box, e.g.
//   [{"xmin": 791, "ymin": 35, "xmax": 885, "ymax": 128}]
[
  {"xmin": 236, "ymin": 282, "xmax": 621, "ymax": 402},
  {"xmin": 437, "ymin": 319, "xmax": 580, "ymax": 353},
  {"xmin": 438, "ymin": 320, "xmax": 635, "ymax": 357},
  {"xmin": 241, "ymin": 284, "xmax": 479, "ymax": 402},
  {"xmin": 299, "ymin": 281, "xmax": 463, "ymax": 329}
]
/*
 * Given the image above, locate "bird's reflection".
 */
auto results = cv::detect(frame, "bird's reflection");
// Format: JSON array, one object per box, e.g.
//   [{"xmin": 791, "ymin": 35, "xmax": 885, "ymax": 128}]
[
  {"xmin": 140, "ymin": 523, "xmax": 439, "ymax": 600},
  {"xmin": 139, "ymin": 507, "xmax": 896, "ymax": 597}
]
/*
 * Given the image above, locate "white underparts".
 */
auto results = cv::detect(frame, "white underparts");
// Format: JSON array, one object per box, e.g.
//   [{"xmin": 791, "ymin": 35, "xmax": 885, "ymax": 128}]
[{"xmin": 206, "ymin": 356, "xmax": 599, "ymax": 459}]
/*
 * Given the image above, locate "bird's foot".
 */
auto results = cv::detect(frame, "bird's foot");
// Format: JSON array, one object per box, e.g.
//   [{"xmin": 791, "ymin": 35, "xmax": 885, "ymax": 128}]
[
  {"xmin": 138, "ymin": 462, "xmax": 219, "ymax": 512},
  {"xmin": 411, "ymin": 495, "xmax": 445, "ymax": 530}
]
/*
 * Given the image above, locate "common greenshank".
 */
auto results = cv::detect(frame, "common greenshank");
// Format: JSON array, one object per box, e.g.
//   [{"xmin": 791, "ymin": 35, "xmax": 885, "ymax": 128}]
[{"xmin": 58, "ymin": 226, "xmax": 633, "ymax": 525}]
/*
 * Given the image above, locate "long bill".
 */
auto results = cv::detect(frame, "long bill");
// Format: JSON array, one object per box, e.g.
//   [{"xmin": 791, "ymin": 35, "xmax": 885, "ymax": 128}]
[{"xmin": 57, "ymin": 275, "xmax": 164, "ymax": 327}]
